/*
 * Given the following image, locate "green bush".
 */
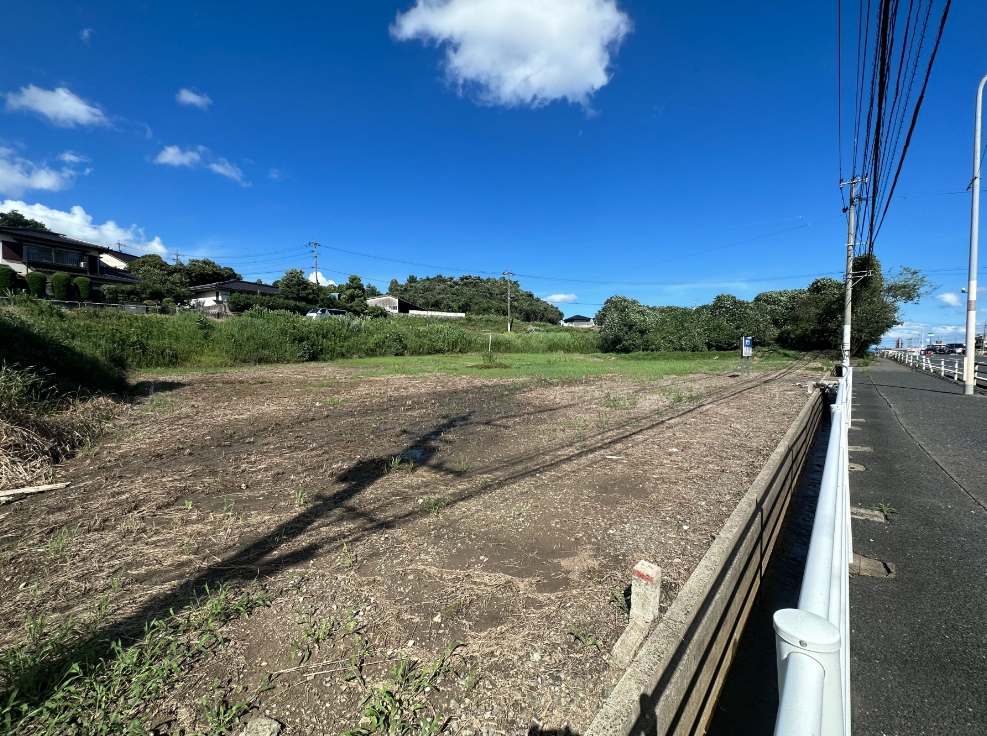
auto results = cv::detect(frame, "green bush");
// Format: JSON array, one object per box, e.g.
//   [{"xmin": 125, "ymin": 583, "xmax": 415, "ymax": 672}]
[
  {"xmin": 365, "ymin": 305, "xmax": 389, "ymax": 319},
  {"xmin": 50, "ymin": 272, "xmax": 72, "ymax": 301},
  {"xmin": 25, "ymin": 272, "xmax": 47, "ymax": 298},
  {"xmin": 0, "ymin": 265, "xmax": 17, "ymax": 295},
  {"xmin": 73, "ymin": 277, "xmax": 92, "ymax": 300},
  {"xmin": 161, "ymin": 297, "xmax": 175, "ymax": 314}
]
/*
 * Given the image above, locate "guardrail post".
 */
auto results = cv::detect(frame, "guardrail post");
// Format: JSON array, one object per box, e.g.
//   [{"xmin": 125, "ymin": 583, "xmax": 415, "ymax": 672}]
[{"xmin": 774, "ymin": 609, "xmax": 844, "ymax": 736}]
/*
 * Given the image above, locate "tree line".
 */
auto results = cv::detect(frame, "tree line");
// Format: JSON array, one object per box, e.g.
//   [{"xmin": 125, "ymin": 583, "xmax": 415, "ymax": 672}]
[{"xmin": 594, "ymin": 255, "xmax": 933, "ymax": 356}]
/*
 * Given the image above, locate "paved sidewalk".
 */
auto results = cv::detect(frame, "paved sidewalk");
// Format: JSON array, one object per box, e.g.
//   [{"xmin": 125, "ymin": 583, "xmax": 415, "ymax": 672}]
[{"xmin": 850, "ymin": 359, "xmax": 987, "ymax": 735}]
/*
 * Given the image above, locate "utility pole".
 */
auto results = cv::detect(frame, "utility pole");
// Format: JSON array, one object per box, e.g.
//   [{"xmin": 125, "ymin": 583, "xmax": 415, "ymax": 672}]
[
  {"xmin": 503, "ymin": 270, "xmax": 514, "ymax": 332},
  {"xmin": 963, "ymin": 73, "xmax": 987, "ymax": 395},
  {"xmin": 840, "ymin": 176, "xmax": 863, "ymax": 372},
  {"xmin": 309, "ymin": 241, "xmax": 321, "ymax": 286}
]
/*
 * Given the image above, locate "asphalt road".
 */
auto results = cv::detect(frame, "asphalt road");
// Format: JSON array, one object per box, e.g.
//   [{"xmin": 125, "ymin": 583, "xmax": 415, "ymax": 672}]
[{"xmin": 849, "ymin": 359, "xmax": 987, "ymax": 734}]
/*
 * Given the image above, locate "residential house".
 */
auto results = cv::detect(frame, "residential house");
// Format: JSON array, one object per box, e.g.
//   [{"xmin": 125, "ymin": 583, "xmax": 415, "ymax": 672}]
[
  {"xmin": 562, "ymin": 314, "xmax": 594, "ymax": 328},
  {"xmin": 189, "ymin": 280, "xmax": 280, "ymax": 307},
  {"xmin": 0, "ymin": 226, "xmax": 139, "ymax": 295}
]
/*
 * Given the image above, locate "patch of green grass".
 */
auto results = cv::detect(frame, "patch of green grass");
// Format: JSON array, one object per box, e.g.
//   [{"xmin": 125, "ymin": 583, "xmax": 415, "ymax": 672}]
[
  {"xmin": 338, "ymin": 542, "xmax": 355, "ymax": 569},
  {"xmin": 870, "ymin": 502, "xmax": 897, "ymax": 514},
  {"xmin": 600, "ymin": 392, "xmax": 637, "ymax": 410},
  {"xmin": 0, "ymin": 581, "xmax": 269, "ymax": 735},
  {"xmin": 44, "ymin": 523, "xmax": 81, "ymax": 558},
  {"xmin": 567, "ymin": 626, "xmax": 602, "ymax": 650},
  {"xmin": 456, "ymin": 454, "xmax": 471, "ymax": 473},
  {"xmin": 421, "ymin": 496, "xmax": 448, "ymax": 515},
  {"xmin": 342, "ymin": 350, "xmax": 783, "ymax": 382},
  {"xmin": 292, "ymin": 613, "xmax": 338, "ymax": 664},
  {"xmin": 340, "ymin": 643, "xmax": 462, "ymax": 736},
  {"xmin": 294, "ymin": 488, "xmax": 308, "ymax": 507}
]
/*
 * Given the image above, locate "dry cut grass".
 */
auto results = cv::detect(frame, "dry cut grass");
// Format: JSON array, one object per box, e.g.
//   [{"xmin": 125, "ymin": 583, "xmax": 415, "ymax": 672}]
[{"xmin": 0, "ymin": 364, "xmax": 116, "ymax": 491}]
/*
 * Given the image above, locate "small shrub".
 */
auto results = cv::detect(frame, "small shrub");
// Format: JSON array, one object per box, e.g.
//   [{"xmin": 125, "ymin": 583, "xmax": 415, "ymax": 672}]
[
  {"xmin": 50, "ymin": 272, "xmax": 71, "ymax": 301},
  {"xmin": 161, "ymin": 297, "xmax": 175, "ymax": 314},
  {"xmin": 365, "ymin": 304, "xmax": 389, "ymax": 319},
  {"xmin": 25, "ymin": 272, "xmax": 47, "ymax": 298},
  {"xmin": 0, "ymin": 265, "xmax": 17, "ymax": 294},
  {"xmin": 73, "ymin": 277, "xmax": 91, "ymax": 301}
]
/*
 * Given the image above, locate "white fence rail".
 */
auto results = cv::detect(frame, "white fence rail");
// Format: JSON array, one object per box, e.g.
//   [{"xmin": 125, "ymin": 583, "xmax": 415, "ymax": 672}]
[
  {"xmin": 877, "ymin": 349, "xmax": 986, "ymax": 386},
  {"xmin": 773, "ymin": 369, "xmax": 852, "ymax": 736}
]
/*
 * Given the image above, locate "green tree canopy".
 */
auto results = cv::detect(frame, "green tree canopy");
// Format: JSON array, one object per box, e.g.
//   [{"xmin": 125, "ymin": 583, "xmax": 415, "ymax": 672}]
[
  {"xmin": 0, "ymin": 210, "xmax": 50, "ymax": 231},
  {"xmin": 338, "ymin": 275, "xmax": 367, "ymax": 314},
  {"xmin": 593, "ymin": 255, "xmax": 930, "ymax": 356},
  {"xmin": 104, "ymin": 254, "xmax": 193, "ymax": 303},
  {"xmin": 388, "ymin": 274, "xmax": 563, "ymax": 323},
  {"xmin": 273, "ymin": 268, "xmax": 323, "ymax": 305},
  {"xmin": 182, "ymin": 258, "xmax": 242, "ymax": 286}
]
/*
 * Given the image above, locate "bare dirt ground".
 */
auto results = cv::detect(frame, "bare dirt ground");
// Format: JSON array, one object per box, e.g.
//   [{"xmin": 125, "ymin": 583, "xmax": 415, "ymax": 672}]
[{"xmin": 0, "ymin": 359, "xmax": 820, "ymax": 736}]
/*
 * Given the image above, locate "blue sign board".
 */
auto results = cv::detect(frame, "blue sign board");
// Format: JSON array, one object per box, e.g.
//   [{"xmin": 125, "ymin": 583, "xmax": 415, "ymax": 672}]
[{"xmin": 742, "ymin": 337, "xmax": 753, "ymax": 357}]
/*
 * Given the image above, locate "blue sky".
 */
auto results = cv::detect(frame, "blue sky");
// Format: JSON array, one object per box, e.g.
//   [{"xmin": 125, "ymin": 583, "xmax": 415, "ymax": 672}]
[{"xmin": 1, "ymin": 0, "xmax": 985, "ymax": 344}]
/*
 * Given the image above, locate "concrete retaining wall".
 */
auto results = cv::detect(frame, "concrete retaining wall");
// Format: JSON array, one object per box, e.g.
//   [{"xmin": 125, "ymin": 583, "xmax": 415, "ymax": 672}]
[{"xmin": 586, "ymin": 388, "xmax": 825, "ymax": 736}]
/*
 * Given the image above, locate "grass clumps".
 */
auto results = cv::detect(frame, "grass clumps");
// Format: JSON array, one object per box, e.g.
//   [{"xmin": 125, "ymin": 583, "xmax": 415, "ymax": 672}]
[{"xmin": 0, "ymin": 581, "xmax": 270, "ymax": 735}]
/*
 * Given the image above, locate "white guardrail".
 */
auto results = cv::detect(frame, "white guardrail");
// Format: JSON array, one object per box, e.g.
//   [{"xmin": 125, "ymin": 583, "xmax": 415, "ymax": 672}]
[
  {"xmin": 773, "ymin": 368, "xmax": 852, "ymax": 736},
  {"xmin": 876, "ymin": 348, "xmax": 986, "ymax": 385}
]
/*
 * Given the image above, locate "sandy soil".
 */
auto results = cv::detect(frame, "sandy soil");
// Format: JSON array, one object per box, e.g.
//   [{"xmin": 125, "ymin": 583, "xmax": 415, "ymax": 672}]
[{"xmin": 0, "ymin": 360, "xmax": 819, "ymax": 735}]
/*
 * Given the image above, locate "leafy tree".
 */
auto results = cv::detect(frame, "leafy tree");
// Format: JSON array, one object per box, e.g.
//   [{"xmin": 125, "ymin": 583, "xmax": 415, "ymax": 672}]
[
  {"xmin": 365, "ymin": 304, "xmax": 389, "ymax": 319},
  {"xmin": 775, "ymin": 255, "xmax": 934, "ymax": 355},
  {"xmin": 112, "ymin": 254, "xmax": 192, "ymax": 302},
  {"xmin": 273, "ymin": 268, "xmax": 322, "ymax": 305},
  {"xmin": 365, "ymin": 283, "xmax": 382, "ymax": 298},
  {"xmin": 595, "ymin": 296, "xmax": 661, "ymax": 352},
  {"xmin": 694, "ymin": 294, "xmax": 776, "ymax": 351},
  {"xmin": 338, "ymin": 275, "xmax": 367, "ymax": 314},
  {"xmin": 181, "ymin": 258, "xmax": 242, "ymax": 286},
  {"xmin": 0, "ymin": 210, "xmax": 50, "ymax": 231},
  {"xmin": 643, "ymin": 306, "xmax": 709, "ymax": 352}
]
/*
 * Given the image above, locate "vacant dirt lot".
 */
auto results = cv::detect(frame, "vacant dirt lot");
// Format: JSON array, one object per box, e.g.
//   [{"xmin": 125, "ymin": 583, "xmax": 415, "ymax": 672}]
[{"xmin": 0, "ymin": 359, "xmax": 819, "ymax": 735}]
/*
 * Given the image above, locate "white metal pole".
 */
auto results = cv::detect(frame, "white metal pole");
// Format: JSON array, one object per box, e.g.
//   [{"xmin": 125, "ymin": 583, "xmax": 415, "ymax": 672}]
[
  {"xmin": 964, "ymin": 74, "xmax": 987, "ymax": 395},
  {"xmin": 842, "ymin": 179, "xmax": 859, "ymax": 371}
]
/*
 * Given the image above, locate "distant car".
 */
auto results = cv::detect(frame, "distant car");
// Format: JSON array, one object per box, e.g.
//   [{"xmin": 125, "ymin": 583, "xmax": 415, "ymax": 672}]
[
  {"xmin": 306, "ymin": 308, "xmax": 347, "ymax": 319},
  {"xmin": 946, "ymin": 343, "xmax": 965, "ymax": 354}
]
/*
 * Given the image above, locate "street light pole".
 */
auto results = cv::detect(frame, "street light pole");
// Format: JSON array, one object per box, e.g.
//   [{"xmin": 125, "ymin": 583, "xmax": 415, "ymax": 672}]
[{"xmin": 963, "ymin": 73, "xmax": 987, "ymax": 395}]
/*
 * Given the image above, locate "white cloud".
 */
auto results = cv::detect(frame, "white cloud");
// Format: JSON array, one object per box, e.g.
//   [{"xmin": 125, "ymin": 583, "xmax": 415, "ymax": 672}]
[
  {"xmin": 58, "ymin": 151, "xmax": 90, "ymax": 164},
  {"xmin": 545, "ymin": 293, "xmax": 578, "ymax": 303},
  {"xmin": 391, "ymin": 0, "xmax": 631, "ymax": 108},
  {"xmin": 176, "ymin": 88, "xmax": 212, "ymax": 110},
  {"xmin": 0, "ymin": 148, "xmax": 85, "ymax": 196},
  {"xmin": 154, "ymin": 145, "xmax": 202, "ymax": 167},
  {"xmin": 80, "ymin": 28, "xmax": 94, "ymax": 43},
  {"xmin": 308, "ymin": 272, "xmax": 335, "ymax": 285},
  {"xmin": 268, "ymin": 168, "xmax": 285, "ymax": 180},
  {"xmin": 0, "ymin": 200, "xmax": 166, "ymax": 254},
  {"xmin": 935, "ymin": 292, "xmax": 962, "ymax": 308},
  {"xmin": 207, "ymin": 158, "xmax": 248, "ymax": 185},
  {"xmin": 5, "ymin": 85, "xmax": 110, "ymax": 127},
  {"xmin": 154, "ymin": 145, "xmax": 249, "ymax": 185}
]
